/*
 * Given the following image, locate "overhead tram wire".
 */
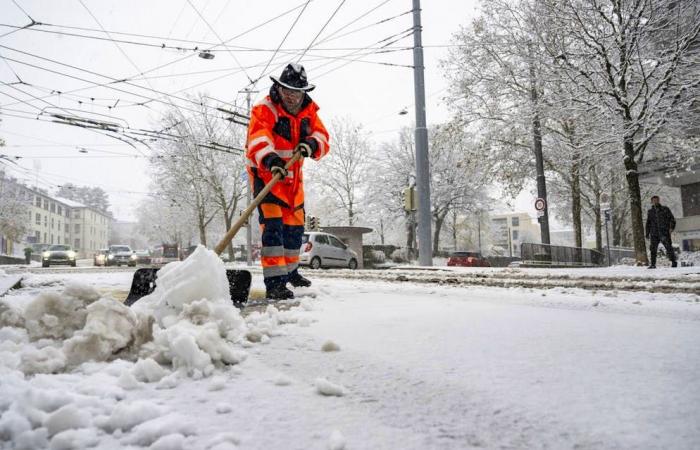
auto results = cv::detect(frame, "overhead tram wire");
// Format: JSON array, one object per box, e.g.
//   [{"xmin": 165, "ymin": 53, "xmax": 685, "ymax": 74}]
[
  {"xmin": 253, "ymin": 0, "xmax": 313, "ymax": 86},
  {"xmin": 11, "ymin": 0, "xmax": 35, "ymax": 22},
  {"xmin": 297, "ymin": 0, "xmax": 346, "ymax": 62},
  {"xmin": 0, "ymin": 2, "xmax": 313, "ymax": 112},
  {"xmin": 185, "ymin": 0, "xmax": 253, "ymax": 84}
]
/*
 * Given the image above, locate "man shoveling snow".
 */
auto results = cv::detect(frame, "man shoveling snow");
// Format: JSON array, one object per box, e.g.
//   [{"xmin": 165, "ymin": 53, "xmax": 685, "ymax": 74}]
[{"xmin": 246, "ymin": 63, "xmax": 330, "ymax": 300}]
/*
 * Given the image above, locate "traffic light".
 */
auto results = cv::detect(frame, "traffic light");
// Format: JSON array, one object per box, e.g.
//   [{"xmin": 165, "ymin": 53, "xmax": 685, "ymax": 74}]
[
  {"xmin": 306, "ymin": 216, "xmax": 320, "ymax": 231},
  {"xmin": 403, "ymin": 187, "xmax": 417, "ymax": 211}
]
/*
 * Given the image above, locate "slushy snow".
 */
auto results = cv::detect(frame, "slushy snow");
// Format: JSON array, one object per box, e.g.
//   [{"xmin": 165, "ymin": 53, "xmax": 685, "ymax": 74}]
[{"xmin": 0, "ymin": 245, "xmax": 319, "ymax": 449}]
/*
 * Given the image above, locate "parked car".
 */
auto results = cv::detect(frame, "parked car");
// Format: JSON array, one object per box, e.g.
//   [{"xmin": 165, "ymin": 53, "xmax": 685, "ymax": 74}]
[
  {"xmin": 93, "ymin": 248, "xmax": 109, "ymax": 266},
  {"xmin": 447, "ymin": 251, "xmax": 491, "ymax": 267},
  {"xmin": 152, "ymin": 243, "xmax": 180, "ymax": 265},
  {"xmin": 133, "ymin": 249, "xmax": 152, "ymax": 265},
  {"xmin": 299, "ymin": 232, "xmax": 358, "ymax": 270},
  {"xmin": 106, "ymin": 245, "xmax": 136, "ymax": 267},
  {"xmin": 42, "ymin": 244, "xmax": 77, "ymax": 267}
]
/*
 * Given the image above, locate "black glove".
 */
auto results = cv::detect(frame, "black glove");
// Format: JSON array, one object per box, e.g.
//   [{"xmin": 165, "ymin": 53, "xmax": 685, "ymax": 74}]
[
  {"xmin": 296, "ymin": 138, "xmax": 318, "ymax": 158},
  {"xmin": 264, "ymin": 154, "xmax": 287, "ymax": 178}
]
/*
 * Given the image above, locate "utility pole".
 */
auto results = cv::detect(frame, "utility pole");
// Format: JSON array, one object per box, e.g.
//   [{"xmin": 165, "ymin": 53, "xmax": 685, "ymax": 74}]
[
  {"xmin": 241, "ymin": 88, "xmax": 258, "ymax": 267},
  {"xmin": 412, "ymin": 0, "xmax": 433, "ymax": 266}
]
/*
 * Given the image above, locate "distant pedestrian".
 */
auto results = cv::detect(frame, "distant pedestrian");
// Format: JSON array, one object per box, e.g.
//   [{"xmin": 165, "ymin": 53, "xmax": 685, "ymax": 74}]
[
  {"xmin": 23, "ymin": 246, "xmax": 32, "ymax": 265},
  {"xmin": 645, "ymin": 195, "xmax": 677, "ymax": 268}
]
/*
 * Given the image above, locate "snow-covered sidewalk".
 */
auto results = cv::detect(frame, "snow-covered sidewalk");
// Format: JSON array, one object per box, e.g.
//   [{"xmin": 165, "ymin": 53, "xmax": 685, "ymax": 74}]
[{"xmin": 1, "ymin": 252, "xmax": 699, "ymax": 449}]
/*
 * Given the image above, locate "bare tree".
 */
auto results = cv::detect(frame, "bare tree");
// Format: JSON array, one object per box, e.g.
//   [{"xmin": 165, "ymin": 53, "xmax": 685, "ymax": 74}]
[
  {"xmin": 0, "ymin": 172, "xmax": 29, "ymax": 244},
  {"xmin": 536, "ymin": 0, "xmax": 700, "ymax": 264},
  {"xmin": 312, "ymin": 117, "xmax": 370, "ymax": 226}
]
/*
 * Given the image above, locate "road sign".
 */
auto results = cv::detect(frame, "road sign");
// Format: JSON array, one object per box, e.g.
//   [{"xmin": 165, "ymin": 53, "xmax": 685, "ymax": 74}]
[
  {"xmin": 534, "ymin": 198, "xmax": 546, "ymax": 211},
  {"xmin": 536, "ymin": 210, "xmax": 545, "ymax": 218},
  {"xmin": 601, "ymin": 203, "xmax": 611, "ymax": 212}
]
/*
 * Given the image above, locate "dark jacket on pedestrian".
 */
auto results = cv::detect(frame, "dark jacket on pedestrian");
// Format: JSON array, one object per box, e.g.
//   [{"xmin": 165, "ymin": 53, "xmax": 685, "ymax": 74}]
[{"xmin": 645, "ymin": 205, "xmax": 676, "ymax": 238}]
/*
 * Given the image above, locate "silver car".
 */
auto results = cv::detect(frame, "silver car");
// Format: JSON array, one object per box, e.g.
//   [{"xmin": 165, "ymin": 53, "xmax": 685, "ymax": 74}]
[{"xmin": 299, "ymin": 232, "xmax": 358, "ymax": 270}]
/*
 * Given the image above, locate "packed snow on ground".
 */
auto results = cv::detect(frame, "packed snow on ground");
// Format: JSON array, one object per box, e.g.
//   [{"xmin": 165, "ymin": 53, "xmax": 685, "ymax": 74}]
[{"xmin": 0, "ymin": 260, "xmax": 699, "ymax": 449}]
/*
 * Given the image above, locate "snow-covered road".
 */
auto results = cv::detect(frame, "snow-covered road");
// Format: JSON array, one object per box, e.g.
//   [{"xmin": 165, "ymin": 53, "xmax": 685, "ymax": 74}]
[{"xmin": 1, "ymin": 260, "xmax": 699, "ymax": 449}]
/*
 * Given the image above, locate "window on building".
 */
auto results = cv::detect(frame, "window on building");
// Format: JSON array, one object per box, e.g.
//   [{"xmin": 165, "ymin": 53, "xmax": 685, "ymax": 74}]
[
  {"xmin": 44, "ymin": 215, "xmax": 47, "ymax": 227},
  {"xmin": 75, "ymin": 239, "xmax": 80, "ymax": 248},
  {"xmin": 50, "ymin": 234, "xmax": 54, "ymax": 243},
  {"xmin": 57, "ymin": 236, "xmax": 61, "ymax": 244},
  {"xmin": 51, "ymin": 218, "xmax": 54, "ymax": 229},
  {"xmin": 57, "ymin": 206, "xmax": 62, "ymax": 216},
  {"xmin": 50, "ymin": 203, "xmax": 55, "ymax": 213},
  {"xmin": 74, "ymin": 210, "xmax": 80, "ymax": 219},
  {"xmin": 35, "ymin": 231, "xmax": 40, "ymax": 240},
  {"xmin": 74, "ymin": 224, "xmax": 81, "ymax": 233},
  {"xmin": 66, "ymin": 209, "xmax": 70, "ymax": 218},
  {"xmin": 65, "ymin": 224, "xmax": 69, "ymax": 233},
  {"xmin": 512, "ymin": 230, "xmax": 519, "ymax": 240},
  {"xmin": 511, "ymin": 217, "xmax": 520, "ymax": 227},
  {"xmin": 35, "ymin": 196, "xmax": 41, "ymax": 207},
  {"xmin": 43, "ymin": 199, "xmax": 48, "ymax": 210},
  {"xmin": 35, "ymin": 213, "xmax": 41, "ymax": 225},
  {"xmin": 44, "ymin": 232, "xmax": 47, "ymax": 242}
]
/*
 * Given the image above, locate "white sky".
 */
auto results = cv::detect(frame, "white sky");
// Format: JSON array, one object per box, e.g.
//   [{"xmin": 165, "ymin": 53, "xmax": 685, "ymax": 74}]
[{"xmin": 0, "ymin": 0, "xmax": 541, "ymax": 223}]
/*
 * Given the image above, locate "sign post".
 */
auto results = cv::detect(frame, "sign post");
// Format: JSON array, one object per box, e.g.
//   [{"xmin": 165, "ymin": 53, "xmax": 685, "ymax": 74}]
[{"xmin": 601, "ymin": 195, "xmax": 612, "ymax": 266}]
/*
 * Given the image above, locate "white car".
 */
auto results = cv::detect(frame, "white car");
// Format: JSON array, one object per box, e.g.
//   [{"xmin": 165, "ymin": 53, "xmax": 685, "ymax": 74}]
[{"xmin": 299, "ymin": 232, "xmax": 358, "ymax": 270}]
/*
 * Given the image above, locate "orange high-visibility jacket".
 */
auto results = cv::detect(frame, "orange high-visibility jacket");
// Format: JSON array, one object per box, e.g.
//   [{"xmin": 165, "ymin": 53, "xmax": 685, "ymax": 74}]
[{"xmin": 246, "ymin": 95, "xmax": 330, "ymax": 208}]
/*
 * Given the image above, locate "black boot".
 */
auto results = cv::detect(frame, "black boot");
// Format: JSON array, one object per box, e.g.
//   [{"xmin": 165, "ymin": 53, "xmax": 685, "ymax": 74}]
[
  {"xmin": 671, "ymin": 261, "xmax": 677, "ymax": 268},
  {"xmin": 266, "ymin": 284, "xmax": 295, "ymax": 300},
  {"xmin": 647, "ymin": 265, "xmax": 656, "ymax": 269},
  {"xmin": 288, "ymin": 273, "xmax": 312, "ymax": 287}
]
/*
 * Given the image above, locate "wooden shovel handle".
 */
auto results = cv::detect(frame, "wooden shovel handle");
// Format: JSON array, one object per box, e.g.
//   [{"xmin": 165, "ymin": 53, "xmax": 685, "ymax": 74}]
[{"xmin": 213, "ymin": 151, "xmax": 303, "ymax": 255}]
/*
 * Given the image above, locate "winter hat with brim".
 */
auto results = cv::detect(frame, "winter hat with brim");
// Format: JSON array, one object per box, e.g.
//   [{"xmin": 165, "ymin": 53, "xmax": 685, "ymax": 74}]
[{"xmin": 270, "ymin": 63, "xmax": 315, "ymax": 92}]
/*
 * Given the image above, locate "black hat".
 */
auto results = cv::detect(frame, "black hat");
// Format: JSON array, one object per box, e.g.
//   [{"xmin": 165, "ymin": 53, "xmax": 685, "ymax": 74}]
[{"xmin": 270, "ymin": 63, "xmax": 315, "ymax": 92}]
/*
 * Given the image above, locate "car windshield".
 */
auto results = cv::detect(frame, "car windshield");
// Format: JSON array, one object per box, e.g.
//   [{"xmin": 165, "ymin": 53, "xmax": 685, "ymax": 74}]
[
  {"xmin": 302, "ymin": 234, "xmax": 309, "ymax": 244},
  {"xmin": 110, "ymin": 246, "xmax": 131, "ymax": 252},
  {"xmin": 49, "ymin": 245, "xmax": 71, "ymax": 251},
  {"xmin": 451, "ymin": 252, "xmax": 479, "ymax": 258}
]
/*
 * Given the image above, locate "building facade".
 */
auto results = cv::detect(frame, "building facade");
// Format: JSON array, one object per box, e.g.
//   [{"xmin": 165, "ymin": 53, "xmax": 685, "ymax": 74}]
[
  {"xmin": 490, "ymin": 212, "xmax": 541, "ymax": 257},
  {"xmin": 2, "ymin": 178, "xmax": 110, "ymax": 258}
]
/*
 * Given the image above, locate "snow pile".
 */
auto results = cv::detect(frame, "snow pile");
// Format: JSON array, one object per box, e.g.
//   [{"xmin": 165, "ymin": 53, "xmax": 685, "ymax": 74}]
[
  {"xmin": 679, "ymin": 251, "xmax": 699, "ymax": 267},
  {"xmin": 0, "ymin": 283, "xmax": 152, "ymax": 375}
]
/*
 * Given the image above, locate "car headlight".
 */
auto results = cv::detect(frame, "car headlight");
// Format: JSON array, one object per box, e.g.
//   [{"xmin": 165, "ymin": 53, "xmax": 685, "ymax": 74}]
[
  {"xmin": 108, "ymin": 254, "xmax": 114, "ymax": 259},
  {"xmin": 130, "ymin": 254, "xmax": 138, "ymax": 260},
  {"xmin": 42, "ymin": 251, "xmax": 50, "ymax": 258},
  {"xmin": 67, "ymin": 251, "xmax": 76, "ymax": 259}
]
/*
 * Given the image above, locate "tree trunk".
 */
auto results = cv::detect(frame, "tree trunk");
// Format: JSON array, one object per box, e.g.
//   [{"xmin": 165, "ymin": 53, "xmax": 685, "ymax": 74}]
[
  {"xmin": 594, "ymin": 194, "xmax": 603, "ymax": 253},
  {"xmin": 571, "ymin": 153, "xmax": 582, "ymax": 249},
  {"xmin": 223, "ymin": 210, "xmax": 233, "ymax": 260},
  {"xmin": 432, "ymin": 211, "xmax": 447, "ymax": 257},
  {"xmin": 623, "ymin": 141, "xmax": 648, "ymax": 264},
  {"xmin": 528, "ymin": 52, "xmax": 550, "ymax": 245},
  {"xmin": 198, "ymin": 213, "xmax": 207, "ymax": 247}
]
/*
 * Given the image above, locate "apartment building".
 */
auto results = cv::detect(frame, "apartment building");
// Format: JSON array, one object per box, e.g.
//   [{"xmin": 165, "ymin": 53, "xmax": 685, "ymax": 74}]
[
  {"xmin": 490, "ymin": 212, "xmax": 541, "ymax": 257},
  {"xmin": 3, "ymin": 178, "xmax": 110, "ymax": 258}
]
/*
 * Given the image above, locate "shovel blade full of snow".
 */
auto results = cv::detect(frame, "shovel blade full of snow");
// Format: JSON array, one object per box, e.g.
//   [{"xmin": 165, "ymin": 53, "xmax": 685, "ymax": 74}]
[
  {"xmin": 124, "ymin": 267, "xmax": 251, "ymax": 308},
  {"xmin": 124, "ymin": 152, "xmax": 303, "ymax": 308}
]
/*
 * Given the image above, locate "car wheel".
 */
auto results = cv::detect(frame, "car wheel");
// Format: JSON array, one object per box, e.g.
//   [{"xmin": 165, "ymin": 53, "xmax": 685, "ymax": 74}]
[
  {"xmin": 71, "ymin": 261, "xmax": 76, "ymax": 267},
  {"xmin": 128, "ymin": 263, "xmax": 135, "ymax": 267},
  {"xmin": 348, "ymin": 258, "xmax": 358, "ymax": 270},
  {"xmin": 310, "ymin": 256, "xmax": 322, "ymax": 270},
  {"xmin": 42, "ymin": 262, "xmax": 49, "ymax": 268}
]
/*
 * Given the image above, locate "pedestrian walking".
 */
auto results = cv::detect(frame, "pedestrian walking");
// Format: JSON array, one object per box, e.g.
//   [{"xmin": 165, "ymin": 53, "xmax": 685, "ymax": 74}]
[
  {"xmin": 645, "ymin": 195, "xmax": 677, "ymax": 268},
  {"xmin": 245, "ymin": 63, "xmax": 330, "ymax": 299}
]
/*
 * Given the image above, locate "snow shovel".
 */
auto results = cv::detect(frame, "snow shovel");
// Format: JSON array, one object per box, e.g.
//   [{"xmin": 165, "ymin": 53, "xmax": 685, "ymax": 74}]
[{"xmin": 125, "ymin": 151, "xmax": 304, "ymax": 308}]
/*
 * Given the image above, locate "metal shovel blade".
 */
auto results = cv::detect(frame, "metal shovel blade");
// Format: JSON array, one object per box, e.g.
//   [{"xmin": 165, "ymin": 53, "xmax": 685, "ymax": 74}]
[{"xmin": 124, "ymin": 268, "xmax": 252, "ymax": 308}]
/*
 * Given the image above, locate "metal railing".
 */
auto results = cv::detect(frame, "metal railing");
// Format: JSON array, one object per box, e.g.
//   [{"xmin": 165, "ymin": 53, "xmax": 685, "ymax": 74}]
[
  {"xmin": 520, "ymin": 242, "xmax": 605, "ymax": 267},
  {"xmin": 603, "ymin": 246, "xmax": 636, "ymax": 265}
]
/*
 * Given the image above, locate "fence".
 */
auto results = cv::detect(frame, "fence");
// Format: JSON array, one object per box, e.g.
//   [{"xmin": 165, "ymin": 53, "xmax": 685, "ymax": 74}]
[
  {"xmin": 603, "ymin": 246, "xmax": 636, "ymax": 265},
  {"xmin": 520, "ymin": 242, "xmax": 605, "ymax": 267}
]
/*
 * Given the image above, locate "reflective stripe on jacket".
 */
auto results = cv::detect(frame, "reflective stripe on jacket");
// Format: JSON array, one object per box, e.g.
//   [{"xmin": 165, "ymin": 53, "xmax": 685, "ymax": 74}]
[{"xmin": 246, "ymin": 95, "xmax": 329, "ymax": 208}]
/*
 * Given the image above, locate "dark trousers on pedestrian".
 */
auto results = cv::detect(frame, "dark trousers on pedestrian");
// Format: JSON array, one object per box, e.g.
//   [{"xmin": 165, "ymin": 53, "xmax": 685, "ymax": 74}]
[{"xmin": 650, "ymin": 234, "xmax": 675, "ymax": 266}]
